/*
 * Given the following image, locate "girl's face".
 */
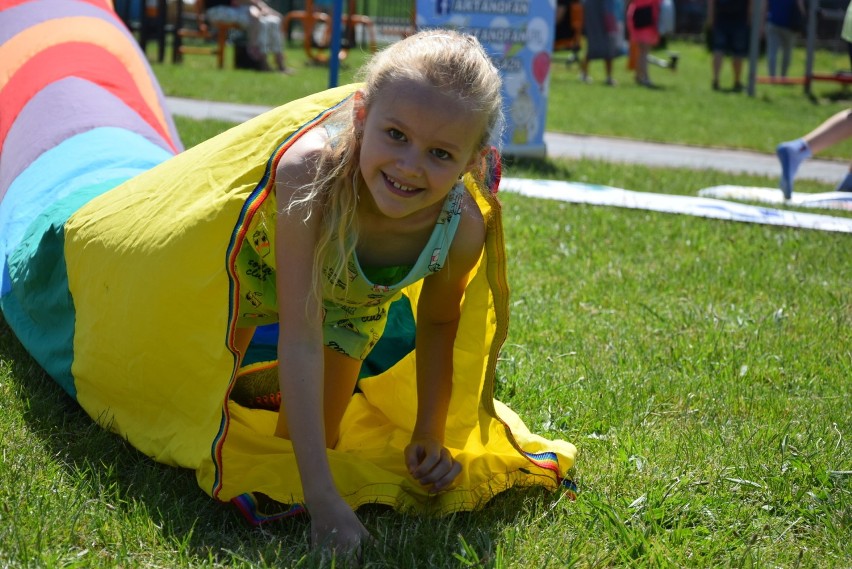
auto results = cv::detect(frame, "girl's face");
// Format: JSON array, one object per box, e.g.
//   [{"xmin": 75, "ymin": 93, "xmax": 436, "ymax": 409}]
[{"xmin": 355, "ymin": 79, "xmax": 487, "ymax": 221}]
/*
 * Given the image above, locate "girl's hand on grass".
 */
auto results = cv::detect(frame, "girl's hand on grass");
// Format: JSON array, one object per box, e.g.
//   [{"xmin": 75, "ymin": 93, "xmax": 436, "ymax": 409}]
[
  {"xmin": 309, "ymin": 498, "xmax": 371, "ymax": 560},
  {"xmin": 404, "ymin": 437, "xmax": 461, "ymax": 493}
]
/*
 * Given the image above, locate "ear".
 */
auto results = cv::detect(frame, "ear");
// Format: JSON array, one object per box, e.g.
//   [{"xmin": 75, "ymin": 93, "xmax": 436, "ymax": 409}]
[{"xmin": 352, "ymin": 90, "xmax": 367, "ymax": 131}]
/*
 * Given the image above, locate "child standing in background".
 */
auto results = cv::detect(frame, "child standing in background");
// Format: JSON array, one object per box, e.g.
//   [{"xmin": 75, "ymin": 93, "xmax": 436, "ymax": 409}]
[{"xmin": 627, "ymin": 0, "xmax": 662, "ymax": 87}]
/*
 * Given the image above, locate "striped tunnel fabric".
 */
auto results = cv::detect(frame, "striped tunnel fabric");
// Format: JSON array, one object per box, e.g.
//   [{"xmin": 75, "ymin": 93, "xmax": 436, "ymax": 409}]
[{"xmin": 0, "ymin": 0, "xmax": 181, "ymax": 392}]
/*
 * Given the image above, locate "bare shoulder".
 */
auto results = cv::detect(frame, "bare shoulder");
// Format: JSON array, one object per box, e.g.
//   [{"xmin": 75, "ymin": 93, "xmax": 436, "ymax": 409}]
[
  {"xmin": 448, "ymin": 189, "xmax": 486, "ymax": 272},
  {"xmin": 275, "ymin": 126, "xmax": 328, "ymax": 199}
]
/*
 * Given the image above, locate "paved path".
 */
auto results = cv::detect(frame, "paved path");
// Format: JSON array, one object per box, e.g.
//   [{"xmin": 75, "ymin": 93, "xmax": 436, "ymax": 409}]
[{"xmin": 166, "ymin": 96, "xmax": 849, "ymax": 184}]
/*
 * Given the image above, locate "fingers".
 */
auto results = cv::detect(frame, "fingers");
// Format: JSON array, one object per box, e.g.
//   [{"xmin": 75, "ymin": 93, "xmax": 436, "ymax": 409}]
[
  {"xmin": 403, "ymin": 443, "xmax": 424, "ymax": 474},
  {"xmin": 405, "ymin": 444, "xmax": 462, "ymax": 493},
  {"xmin": 405, "ymin": 443, "xmax": 442, "ymax": 478},
  {"xmin": 312, "ymin": 516, "xmax": 372, "ymax": 562},
  {"xmin": 316, "ymin": 533, "xmax": 365, "ymax": 568},
  {"xmin": 428, "ymin": 458, "xmax": 462, "ymax": 493}
]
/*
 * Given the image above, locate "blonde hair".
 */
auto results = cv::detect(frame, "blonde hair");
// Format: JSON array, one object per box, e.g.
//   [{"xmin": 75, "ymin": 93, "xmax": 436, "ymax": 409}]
[{"xmin": 288, "ymin": 29, "xmax": 504, "ymax": 304}]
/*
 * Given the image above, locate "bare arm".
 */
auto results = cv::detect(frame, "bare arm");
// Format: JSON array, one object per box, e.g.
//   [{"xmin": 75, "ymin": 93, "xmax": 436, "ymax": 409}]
[
  {"xmin": 274, "ymin": 133, "xmax": 369, "ymax": 552},
  {"xmin": 405, "ymin": 194, "xmax": 486, "ymax": 492}
]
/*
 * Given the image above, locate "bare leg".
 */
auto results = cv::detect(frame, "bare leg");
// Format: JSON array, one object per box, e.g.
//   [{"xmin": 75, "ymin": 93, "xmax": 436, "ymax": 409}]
[
  {"xmin": 803, "ymin": 109, "xmax": 852, "ymax": 154},
  {"xmin": 580, "ymin": 56, "xmax": 591, "ymax": 82},
  {"xmin": 273, "ymin": 52, "xmax": 294, "ymax": 74},
  {"xmin": 776, "ymin": 109, "xmax": 852, "ymax": 198},
  {"xmin": 732, "ymin": 57, "xmax": 743, "ymax": 89},
  {"xmin": 604, "ymin": 58, "xmax": 614, "ymax": 84},
  {"xmin": 275, "ymin": 346, "xmax": 361, "ymax": 448},
  {"xmin": 712, "ymin": 51, "xmax": 723, "ymax": 89},
  {"xmin": 794, "ymin": 109, "xmax": 852, "ymax": 192},
  {"xmin": 636, "ymin": 43, "xmax": 650, "ymax": 85}
]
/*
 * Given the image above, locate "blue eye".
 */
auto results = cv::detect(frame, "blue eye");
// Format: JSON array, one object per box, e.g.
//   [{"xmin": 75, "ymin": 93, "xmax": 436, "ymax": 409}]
[
  {"xmin": 431, "ymin": 148, "xmax": 451, "ymax": 160},
  {"xmin": 387, "ymin": 128, "xmax": 406, "ymax": 141}
]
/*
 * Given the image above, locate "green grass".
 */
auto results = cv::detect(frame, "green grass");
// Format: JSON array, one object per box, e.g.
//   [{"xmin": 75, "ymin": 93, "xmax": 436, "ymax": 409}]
[
  {"xmin": 2, "ymin": 158, "xmax": 849, "ymax": 567},
  {"xmin": 1, "ymin": 37, "xmax": 850, "ymax": 568},
  {"xmin": 152, "ymin": 43, "xmax": 372, "ymax": 104}
]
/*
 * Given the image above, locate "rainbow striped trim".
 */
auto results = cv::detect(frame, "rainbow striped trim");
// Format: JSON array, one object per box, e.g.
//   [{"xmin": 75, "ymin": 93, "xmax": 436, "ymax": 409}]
[
  {"xmin": 231, "ymin": 493, "xmax": 306, "ymax": 526},
  {"xmin": 520, "ymin": 449, "xmax": 578, "ymax": 499},
  {"xmin": 210, "ymin": 97, "xmax": 353, "ymax": 501}
]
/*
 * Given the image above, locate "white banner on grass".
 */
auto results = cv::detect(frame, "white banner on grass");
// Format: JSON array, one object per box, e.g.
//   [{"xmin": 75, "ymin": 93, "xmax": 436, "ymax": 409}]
[
  {"xmin": 698, "ymin": 185, "xmax": 852, "ymax": 211},
  {"xmin": 500, "ymin": 178, "xmax": 852, "ymax": 234}
]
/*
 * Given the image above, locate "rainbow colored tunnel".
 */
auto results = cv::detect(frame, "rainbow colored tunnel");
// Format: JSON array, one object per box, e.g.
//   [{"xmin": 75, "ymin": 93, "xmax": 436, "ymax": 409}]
[
  {"xmin": 0, "ymin": 0, "xmax": 576, "ymax": 523},
  {"xmin": 1, "ymin": 0, "xmax": 181, "ymax": 391}
]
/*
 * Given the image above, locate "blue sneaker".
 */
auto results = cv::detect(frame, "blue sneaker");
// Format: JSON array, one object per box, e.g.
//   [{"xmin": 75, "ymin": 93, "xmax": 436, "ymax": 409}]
[
  {"xmin": 835, "ymin": 171, "xmax": 852, "ymax": 192},
  {"xmin": 776, "ymin": 140, "xmax": 811, "ymax": 200}
]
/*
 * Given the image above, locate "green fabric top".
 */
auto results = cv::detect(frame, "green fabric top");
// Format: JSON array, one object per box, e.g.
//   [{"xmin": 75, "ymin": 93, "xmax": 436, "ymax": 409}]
[{"xmin": 360, "ymin": 264, "xmax": 414, "ymax": 286}]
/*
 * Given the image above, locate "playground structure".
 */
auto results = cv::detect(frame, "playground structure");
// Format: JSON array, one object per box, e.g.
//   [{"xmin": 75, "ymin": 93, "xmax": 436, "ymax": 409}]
[
  {"xmin": 282, "ymin": 0, "xmax": 379, "ymax": 65},
  {"xmin": 175, "ymin": 0, "xmax": 240, "ymax": 68},
  {"xmin": 128, "ymin": 0, "xmax": 397, "ymax": 67},
  {"xmin": 751, "ymin": 0, "xmax": 852, "ymax": 95}
]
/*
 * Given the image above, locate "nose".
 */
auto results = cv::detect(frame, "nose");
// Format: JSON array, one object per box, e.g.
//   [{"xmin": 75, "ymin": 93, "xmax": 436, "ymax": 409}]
[{"xmin": 395, "ymin": 147, "xmax": 422, "ymax": 178}]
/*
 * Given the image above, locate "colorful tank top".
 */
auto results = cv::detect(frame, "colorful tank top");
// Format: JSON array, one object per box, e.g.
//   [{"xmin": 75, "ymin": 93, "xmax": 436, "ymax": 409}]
[{"xmin": 235, "ymin": 181, "xmax": 467, "ymax": 360}]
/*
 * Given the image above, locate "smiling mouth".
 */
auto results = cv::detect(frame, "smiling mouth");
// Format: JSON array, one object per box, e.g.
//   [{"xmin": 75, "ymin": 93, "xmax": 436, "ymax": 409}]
[{"xmin": 384, "ymin": 173, "xmax": 420, "ymax": 193}]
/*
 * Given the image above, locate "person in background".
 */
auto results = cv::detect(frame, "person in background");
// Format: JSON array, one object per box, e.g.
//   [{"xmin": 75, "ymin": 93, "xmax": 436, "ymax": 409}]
[
  {"xmin": 555, "ymin": 0, "xmax": 584, "ymax": 64},
  {"xmin": 765, "ymin": 0, "xmax": 805, "ymax": 79},
  {"xmin": 626, "ymin": 0, "xmax": 661, "ymax": 87},
  {"xmin": 633, "ymin": 0, "xmax": 678, "ymax": 72},
  {"xmin": 206, "ymin": 0, "xmax": 293, "ymax": 73},
  {"xmin": 776, "ymin": 109, "xmax": 852, "ymax": 199},
  {"xmin": 658, "ymin": 0, "xmax": 675, "ymax": 47},
  {"xmin": 843, "ymin": 0, "xmax": 852, "ymax": 71},
  {"xmin": 579, "ymin": 0, "xmax": 622, "ymax": 85},
  {"xmin": 707, "ymin": 0, "xmax": 750, "ymax": 91}
]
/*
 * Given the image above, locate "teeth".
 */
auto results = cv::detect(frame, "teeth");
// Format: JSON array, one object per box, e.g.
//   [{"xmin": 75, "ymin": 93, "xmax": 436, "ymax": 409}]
[{"xmin": 388, "ymin": 175, "xmax": 416, "ymax": 192}]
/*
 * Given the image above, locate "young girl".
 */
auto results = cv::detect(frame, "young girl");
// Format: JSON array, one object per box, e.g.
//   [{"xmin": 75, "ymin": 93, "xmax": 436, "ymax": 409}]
[
  {"xmin": 233, "ymin": 30, "xmax": 503, "ymax": 552},
  {"xmin": 2, "ymin": 4, "xmax": 577, "ymax": 560}
]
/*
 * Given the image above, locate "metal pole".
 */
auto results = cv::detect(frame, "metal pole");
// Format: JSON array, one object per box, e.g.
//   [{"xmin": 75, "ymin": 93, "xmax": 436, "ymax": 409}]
[
  {"xmin": 328, "ymin": 0, "xmax": 344, "ymax": 88},
  {"xmin": 747, "ymin": 0, "xmax": 764, "ymax": 96},
  {"xmin": 804, "ymin": 0, "xmax": 818, "ymax": 95}
]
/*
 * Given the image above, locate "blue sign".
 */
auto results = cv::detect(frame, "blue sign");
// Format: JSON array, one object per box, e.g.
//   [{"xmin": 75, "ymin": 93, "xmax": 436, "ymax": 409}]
[{"xmin": 416, "ymin": 0, "xmax": 555, "ymax": 158}]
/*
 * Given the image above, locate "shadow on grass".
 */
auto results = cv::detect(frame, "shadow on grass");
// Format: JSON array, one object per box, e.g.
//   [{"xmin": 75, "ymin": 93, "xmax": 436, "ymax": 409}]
[
  {"xmin": 0, "ymin": 316, "xmax": 567, "ymax": 567},
  {"xmin": 0, "ymin": 317, "xmax": 266, "ymax": 560},
  {"xmin": 502, "ymin": 155, "xmax": 575, "ymax": 180},
  {"xmin": 820, "ymin": 86, "xmax": 852, "ymax": 103}
]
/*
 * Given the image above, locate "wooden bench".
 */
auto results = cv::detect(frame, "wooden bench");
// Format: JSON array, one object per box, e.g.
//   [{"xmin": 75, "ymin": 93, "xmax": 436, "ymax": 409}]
[{"xmin": 175, "ymin": 0, "xmax": 242, "ymax": 68}]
